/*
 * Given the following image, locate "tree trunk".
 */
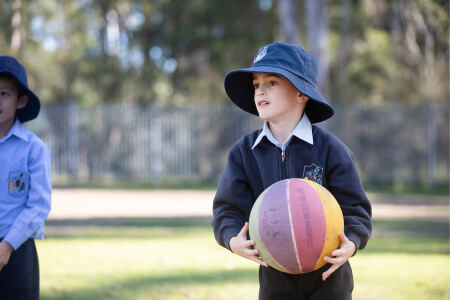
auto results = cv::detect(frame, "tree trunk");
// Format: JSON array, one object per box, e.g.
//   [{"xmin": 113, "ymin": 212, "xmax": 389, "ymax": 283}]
[
  {"xmin": 339, "ymin": 0, "xmax": 353, "ymax": 74},
  {"xmin": 306, "ymin": 0, "xmax": 330, "ymax": 101},
  {"xmin": 10, "ymin": 0, "xmax": 25, "ymax": 55},
  {"xmin": 404, "ymin": 0, "xmax": 438, "ymax": 101},
  {"xmin": 277, "ymin": 0, "xmax": 301, "ymax": 44},
  {"xmin": 390, "ymin": 1, "xmax": 403, "ymax": 59}
]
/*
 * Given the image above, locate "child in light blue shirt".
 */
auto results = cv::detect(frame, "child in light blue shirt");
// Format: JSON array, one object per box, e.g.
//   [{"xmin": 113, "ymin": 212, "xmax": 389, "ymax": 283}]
[{"xmin": 0, "ymin": 56, "xmax": 51, "ymax": 299}]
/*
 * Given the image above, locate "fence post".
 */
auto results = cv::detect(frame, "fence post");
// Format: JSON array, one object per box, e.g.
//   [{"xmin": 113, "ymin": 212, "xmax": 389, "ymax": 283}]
[
  {"xmin": 150, "ymin": 106, "xmax": 163, "ymax": 184},
  {"xmin": 68, "ymin": 103, "xmax": 79, "ymax": 180},
  {"xmin": 427, "ymin": 103, "xmax": 437, "ymax": 187}
]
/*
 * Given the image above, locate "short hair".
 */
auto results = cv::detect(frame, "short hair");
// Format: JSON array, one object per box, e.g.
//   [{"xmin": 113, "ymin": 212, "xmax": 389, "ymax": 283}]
[{"xmin": 0, "ymin": 72, "xmax": 26, "ymax": 99}]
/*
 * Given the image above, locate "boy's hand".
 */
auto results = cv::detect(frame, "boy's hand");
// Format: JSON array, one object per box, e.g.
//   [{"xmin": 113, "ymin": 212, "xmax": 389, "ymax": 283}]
[
  {"xmin": 229, "ymin": 222, "xmax": 268, "ymax": 267},
  {"xmin": 0, "ymin": 241, "xmax": 14, "ymax": 271},
  {"xmin": 322, "ymin": 232, "xmax": 356, "ymax": 281}
]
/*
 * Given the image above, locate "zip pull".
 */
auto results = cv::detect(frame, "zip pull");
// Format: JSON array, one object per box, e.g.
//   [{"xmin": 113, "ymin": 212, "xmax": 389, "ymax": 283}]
[{"xmin": 281, "ymin": 151, "xmax": 285, "ymax": 163}]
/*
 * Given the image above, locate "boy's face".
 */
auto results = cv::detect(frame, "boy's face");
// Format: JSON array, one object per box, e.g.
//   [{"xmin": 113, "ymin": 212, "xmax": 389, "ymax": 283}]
[
  {"xmin": 252, "ymin": 73, "xmax": 307, "ymax": 124},
  {"xmin": 0, "ymin": 77, "xmax": 28, "ymax": 131}
]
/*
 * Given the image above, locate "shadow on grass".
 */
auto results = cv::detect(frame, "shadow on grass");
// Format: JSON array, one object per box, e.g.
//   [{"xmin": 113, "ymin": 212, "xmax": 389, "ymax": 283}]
[
  {"xmin": 364, "ymin": 218, "xmax": 449, "ymax": 255},
  {"xmin": 47, "ymin": 216, "xmax": 213, "ymax": 228},
  {"xmin": 45, "ymin": 217, "xmax": 213, "ymax": 240},
  {"xmin": 45, "ymin": 216, "xmax": 449, "ymax": 255},
  {"xmin": 41, "ymin": 268, "xmax": 257, "ymax": 300},
  {"xmin": 373, "ymin": 219, "xmax": 449, "ymax": 237}
]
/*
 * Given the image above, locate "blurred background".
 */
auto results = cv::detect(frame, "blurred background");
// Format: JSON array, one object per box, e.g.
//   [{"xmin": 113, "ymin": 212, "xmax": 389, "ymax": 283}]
[
  {"xmin": 0, "ymin": 0, "xmax": 448, "ymax": 189},
  {"xmin": 0, "ymin": 1, "xmax": 449, "ymax": 299}
]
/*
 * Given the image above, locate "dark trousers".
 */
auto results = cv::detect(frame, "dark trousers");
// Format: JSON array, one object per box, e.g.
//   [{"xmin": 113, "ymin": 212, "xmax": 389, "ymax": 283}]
[
  {"xmin": 0, "ymin": 238, "xmax": 39, "ymax": 300},
  {"xmin": 259, "ymin": 261, "xmax": 353, "ymax": 300}
]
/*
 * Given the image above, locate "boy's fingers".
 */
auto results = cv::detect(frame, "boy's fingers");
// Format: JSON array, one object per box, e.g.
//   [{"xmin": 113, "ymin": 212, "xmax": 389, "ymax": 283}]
[
  {"xmin": 238, "ymin": 222, "xmax": 249, "ymax": 237},
  {"xmin": 322, "ymin": 264, "xmax": 339, "ymax": 281},
  {"xmin": 324, "ymin": 256, "xmax": 343, "ymax": 265},
  {"xmin": 246, "ymin": 248, "xmax": 259, "ymax": 256},
  {"xmin": 244, "ymin": 240, "xmax": 255, "ymax": 247},
  {"xmin": 251, "ymin": 256, "xmax": 268, "ymax": 267},
  {"xmin": 340, "ymin": 232, "xmax": 349, "ymax": 243}
]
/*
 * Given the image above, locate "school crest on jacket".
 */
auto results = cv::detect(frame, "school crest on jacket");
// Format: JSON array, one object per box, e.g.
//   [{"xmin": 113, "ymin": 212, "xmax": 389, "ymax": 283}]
[{"xmin": 303, "ymin": 164, "xmax": 323, "ymax": 185}]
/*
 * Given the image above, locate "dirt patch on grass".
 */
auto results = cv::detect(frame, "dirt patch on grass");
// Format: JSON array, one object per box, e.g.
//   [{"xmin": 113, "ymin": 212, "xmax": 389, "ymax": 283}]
[
  {"xmin": 49, "ymin": 189, "xmax": 216, "ymax": 219},
  {"xmin": 48, "ymin": 189, "xmax": 449, "ymax": 221},
  {"xmin": 369, "ymin": 193, "xmax": 449, "ymax": 221}
]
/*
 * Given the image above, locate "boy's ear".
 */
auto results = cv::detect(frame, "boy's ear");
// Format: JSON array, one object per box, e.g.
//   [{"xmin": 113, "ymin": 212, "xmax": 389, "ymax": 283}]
[
  {"xmin": 17, "ymin": 95, "xmax": 29, "ymax": 110},
  {"xmin": 297, "ymin": 93, "xmax": 309, "ymax": 104}
]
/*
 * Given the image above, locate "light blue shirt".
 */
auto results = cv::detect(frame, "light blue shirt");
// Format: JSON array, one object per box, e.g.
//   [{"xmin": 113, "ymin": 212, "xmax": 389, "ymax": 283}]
[
  {"xmin": 0, "ymin": 119, "xmax": 51, "ymax": 250},
  {"xmin": 252, "ymin": 114, "xmax": 314, "ymax": 151}
]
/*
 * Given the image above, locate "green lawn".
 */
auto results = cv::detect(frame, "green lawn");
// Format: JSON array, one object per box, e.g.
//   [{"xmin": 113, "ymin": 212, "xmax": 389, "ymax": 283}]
[{"xmin": 38, "ymin": 217, "xmax": 449, "ymax": 299}]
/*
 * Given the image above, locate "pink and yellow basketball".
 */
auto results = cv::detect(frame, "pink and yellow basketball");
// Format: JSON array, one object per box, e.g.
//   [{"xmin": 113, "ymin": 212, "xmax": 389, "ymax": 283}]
[{"xmin": 249, "ymin": 178, "xmax": 344, "ymax": 274}]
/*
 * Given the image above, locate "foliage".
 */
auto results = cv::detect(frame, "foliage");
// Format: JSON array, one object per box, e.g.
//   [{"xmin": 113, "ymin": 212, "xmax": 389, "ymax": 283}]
[{"xmin": 0, "ymin": 0, "xmax": 448, "ymax": 105}]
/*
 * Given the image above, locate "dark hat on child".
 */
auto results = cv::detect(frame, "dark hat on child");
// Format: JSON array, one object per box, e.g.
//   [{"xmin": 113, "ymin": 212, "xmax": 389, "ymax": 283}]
[
  {"xmin": 0, "ymin": 56, "xmax": 40, "ymax": 123},
  {"xmin": 224, "ymin": 42, "xmax": 334, "ymax": 123}
]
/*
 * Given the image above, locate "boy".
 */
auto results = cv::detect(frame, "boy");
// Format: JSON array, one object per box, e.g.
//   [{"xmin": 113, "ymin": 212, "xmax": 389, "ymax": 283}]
[
  {"xmin": 0, "ymin": 56, "xmax": 52, "ymax": 299},
  {"xmin": 212, "ymin": 42, "xmax": 371, "ymax": 299}
]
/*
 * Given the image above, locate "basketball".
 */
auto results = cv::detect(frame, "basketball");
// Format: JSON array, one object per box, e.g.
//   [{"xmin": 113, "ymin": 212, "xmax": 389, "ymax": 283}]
[{"xmin": 249, "ymin": 178, "xmax": 344, "ymax": 274}]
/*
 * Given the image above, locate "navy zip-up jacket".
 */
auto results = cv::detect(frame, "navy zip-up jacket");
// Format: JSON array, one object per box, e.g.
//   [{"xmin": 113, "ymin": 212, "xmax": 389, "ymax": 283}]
[{"xmin": 212, "ymin": 125, "xmax": 372, "ymax": 253}]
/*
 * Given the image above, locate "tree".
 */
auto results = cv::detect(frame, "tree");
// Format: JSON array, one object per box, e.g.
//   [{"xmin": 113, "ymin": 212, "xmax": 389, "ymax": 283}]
[
  {"xmin": 306, "ymin": 0, "xmax": 330, "ymax": 100},
  {"xmin": 0, "ymin": 0, "xmax": 447, "ymax": 106},
  {"xmin": 10, "ymin": 0, "xmax": 25, "ymax": 56},
  {"xmin": 277, "ymin": 0, "xmax": 301, "ymax": 44}
]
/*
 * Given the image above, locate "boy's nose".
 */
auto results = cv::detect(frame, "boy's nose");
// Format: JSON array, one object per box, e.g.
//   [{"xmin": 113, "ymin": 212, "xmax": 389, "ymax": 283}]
[{"xmin": 255, "ymin": 86, "xmax": 266, "ymax": 96}]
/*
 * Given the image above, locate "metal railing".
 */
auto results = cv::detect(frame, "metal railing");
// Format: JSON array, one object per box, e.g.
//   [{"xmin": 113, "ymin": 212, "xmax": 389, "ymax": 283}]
[{"xmin": 26, "ymin": 103, "xmax": 449, "ymax": 187}]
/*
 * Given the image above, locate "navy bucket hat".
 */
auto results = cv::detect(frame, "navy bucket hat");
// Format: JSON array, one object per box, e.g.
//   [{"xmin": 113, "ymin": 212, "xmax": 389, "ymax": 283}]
[
  {"xmin": 0, "ymin": 56, "xmax": 40, "ymax": 123},
  {"xmin": 224, "ymin": 42, "xmax": 334, "ymax": 124}
]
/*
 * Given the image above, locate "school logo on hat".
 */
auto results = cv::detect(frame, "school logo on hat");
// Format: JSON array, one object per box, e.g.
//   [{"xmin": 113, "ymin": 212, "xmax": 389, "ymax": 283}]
[
  {"xmin": 254, "ymin": 46, "xmax": 268, "ymax": 63},
  {"xmin": 9, "ymin": 171, "xmax": 28, "ymax": 197},
  {"xmin": 303, "ymin": 164, "xmax": 323, "ymax": 185}
]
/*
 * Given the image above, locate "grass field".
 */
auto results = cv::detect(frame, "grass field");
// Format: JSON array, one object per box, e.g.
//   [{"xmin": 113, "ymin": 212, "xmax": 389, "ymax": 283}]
[{"xmin": 37, "ymin": 191, "xmax": 449, "ymax": 300}]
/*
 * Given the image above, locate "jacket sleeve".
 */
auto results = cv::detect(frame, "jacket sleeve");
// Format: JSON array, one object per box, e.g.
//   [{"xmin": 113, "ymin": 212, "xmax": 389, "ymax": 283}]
[
  {"xmin": 212, "ymin": 145, "xmax": 254, "ymax": 251},
  {"xmin": 326, "ymin": 140, "xmax": 372, "ymax": 253}
]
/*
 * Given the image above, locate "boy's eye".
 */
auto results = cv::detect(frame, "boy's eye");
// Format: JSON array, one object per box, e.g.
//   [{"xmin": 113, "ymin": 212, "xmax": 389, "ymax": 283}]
[
  {"xmin": 269, "ymin": 81, "xmax": 277, "ymax": 86},
  {"xmin": 253, "ymin": 83, "xmax": 259, "ymax": 89},
  {"xmin": 0, "ymin": 91, "xmax": 9, "ymax": 96}
]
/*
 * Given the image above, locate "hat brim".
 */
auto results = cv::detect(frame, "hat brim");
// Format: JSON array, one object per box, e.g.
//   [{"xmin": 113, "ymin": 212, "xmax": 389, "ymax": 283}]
[
  {"xmin": 224, "ymin": 66, "xmax": 334, "ymax": 123},
  {"xmin": 1, "ymin": 72, "xmax": 41, "ymax": 123},
  {"xmin": 16, "ymin": 90, "xmax": 40, "ymax": 123}
]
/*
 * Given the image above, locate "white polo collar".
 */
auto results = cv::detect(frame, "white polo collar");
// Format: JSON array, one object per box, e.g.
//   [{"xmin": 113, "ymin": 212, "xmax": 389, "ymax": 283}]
[{"xmin": 252, "ymin": 114, "xmax": 313, "ymax": 151}]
